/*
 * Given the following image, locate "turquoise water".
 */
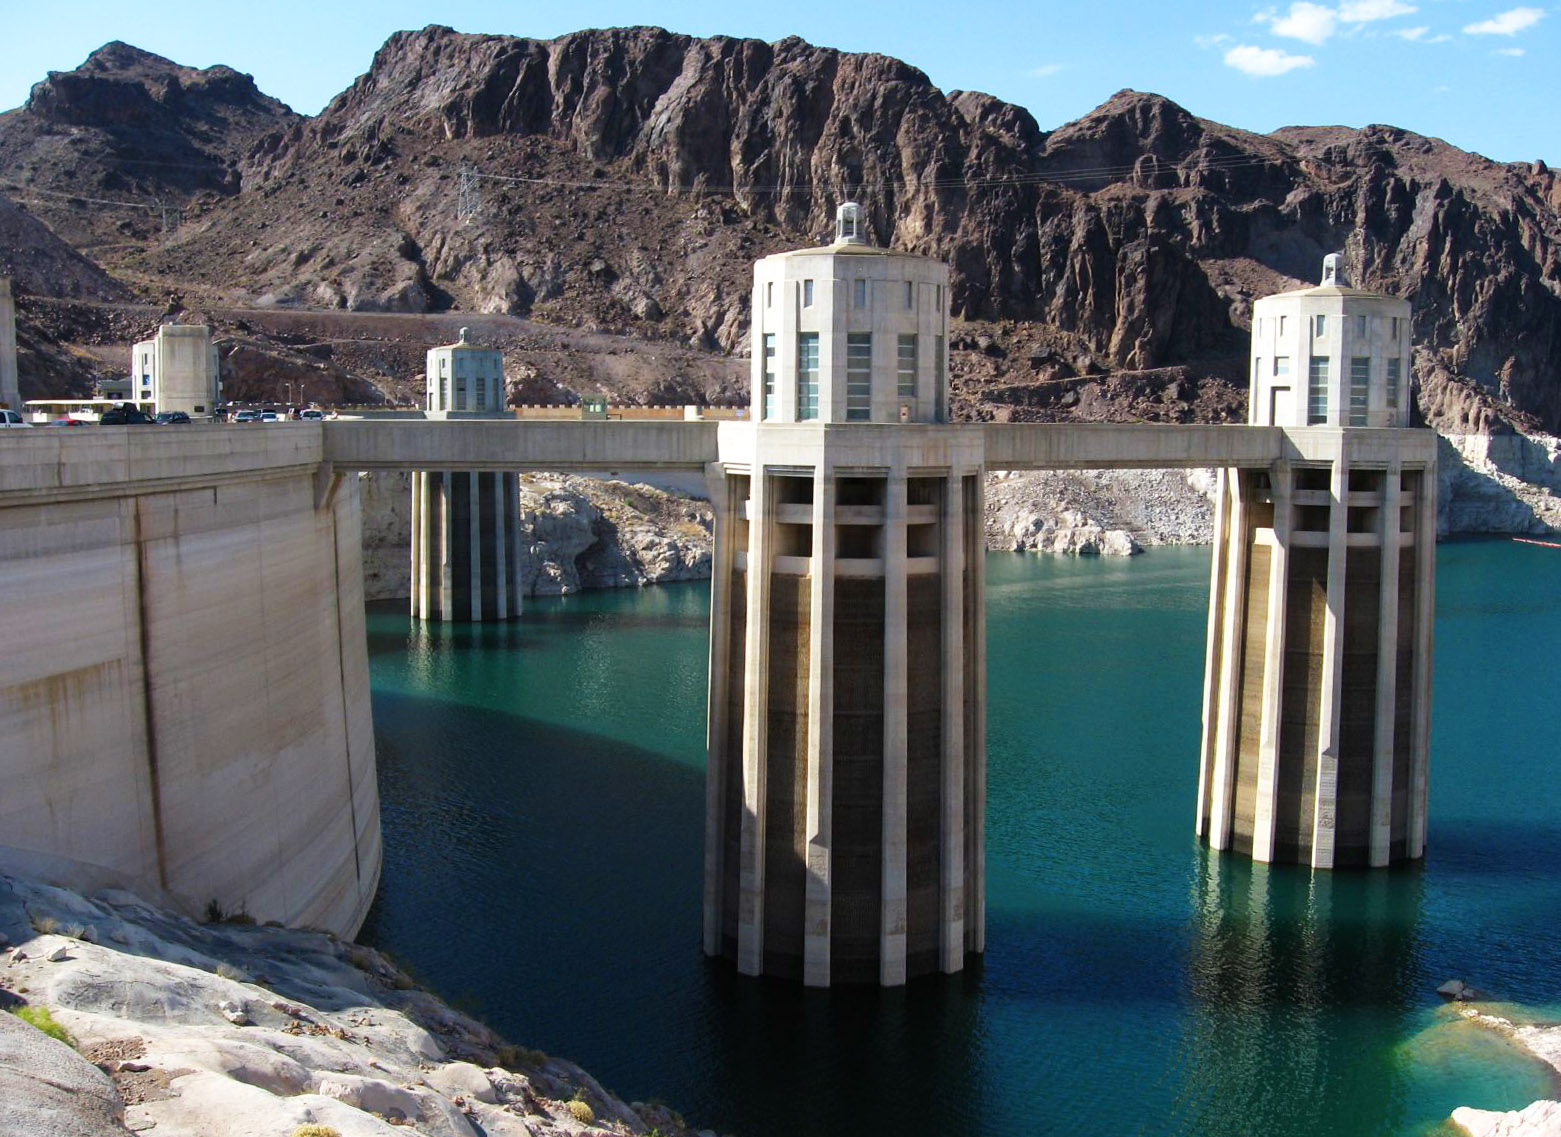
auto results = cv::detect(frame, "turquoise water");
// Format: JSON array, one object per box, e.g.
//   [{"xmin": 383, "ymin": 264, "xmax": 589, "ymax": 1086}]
[{"xmin": 360, "ymin": 542, "xmax": 1561, "ymax": 1136}]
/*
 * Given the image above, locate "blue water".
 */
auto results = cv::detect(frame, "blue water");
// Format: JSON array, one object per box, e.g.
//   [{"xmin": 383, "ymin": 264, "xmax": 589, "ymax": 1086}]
[{"xmin": 360, "ymin": 541, "xmax": 1561, "ymax": 1136}]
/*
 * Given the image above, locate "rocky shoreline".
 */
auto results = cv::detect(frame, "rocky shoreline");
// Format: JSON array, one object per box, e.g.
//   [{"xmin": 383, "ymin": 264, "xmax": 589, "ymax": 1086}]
[
  {"xmin": 0, "ymin": 874, "xmax": 718, "ymax": 1137},
  {"xmin": 1447, "ymin": 1005, "xmax": 1561, "ymax": 1136}
]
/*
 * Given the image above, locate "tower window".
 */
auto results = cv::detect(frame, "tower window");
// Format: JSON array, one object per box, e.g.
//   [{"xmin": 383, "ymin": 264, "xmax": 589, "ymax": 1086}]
[
  {"xmin": 898, "ymin": 334, "xmax": 918, "ymax": 399},
  {"xmin": 797, "ymin": 333, "xmax": 819, "ymax": 420},
  {"xmin": 763, "ymin": 334, "xmax": 777, "ymax": 421},
  {"xmin": 854, "ymin": 279, "xmax": 868, "ymax": 308},
  {"xmin": 1387, "ymin": 357, "xmax": 1401, "ymax": 410},
  {"xmin": 766, "ymin": 281, "xmax": 773, "ymax": 308},
  {"xmin": 803, "ymin": 280, "xmax": 814, "ymax": 308},
  {"xmin": 1392, "ymin": 316, "xmax": 1401, "ymax": 339},
  {"xmin": 846, "ymin": 334, "xmax": 871, "ymax": 421},
  {"xmin": 1315, "ymin": 314, "xmax": 1326, "ymax": 337},
  {"xmin": 1279, "ymin": 315, "xmax": 1288, "ymax": 336},
  {"xmin": 1307, "ymin": 357, "xmax": 1329, "ymax": 424},
  {"xmin": 1357, "ymin": 314, "xmax": 1368, "ymax": 338},
  {"xmin": 1349, "ymin": 357, "xmax": 1370, "ymax": 425},
  {"xmin": 1275, "ymin": 356, "xmax": 1290, "ymax": 377},
  {"xmin": 905, "ymin": 281, "xmax": 914, "ymax": 309}
]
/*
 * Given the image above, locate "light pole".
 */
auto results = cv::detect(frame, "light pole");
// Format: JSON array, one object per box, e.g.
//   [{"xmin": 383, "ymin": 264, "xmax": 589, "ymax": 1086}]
[{"xmin": 283, "ymin": 382, "xmax": 293, "ymax": 406}]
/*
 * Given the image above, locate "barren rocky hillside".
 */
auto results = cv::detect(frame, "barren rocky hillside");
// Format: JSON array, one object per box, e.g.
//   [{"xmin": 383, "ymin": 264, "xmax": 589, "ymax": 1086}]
[{"xmin": 1, "ymin": 26, "xmax": 1559, "ymax": 438}]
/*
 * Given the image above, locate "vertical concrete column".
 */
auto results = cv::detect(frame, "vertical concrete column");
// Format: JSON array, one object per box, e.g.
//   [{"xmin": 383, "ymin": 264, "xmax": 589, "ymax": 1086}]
[
  {"xmin": 802, "ymin": 465, "xmax": 836, "ymax": 986},
  {"xmin": 736, "ymin": 471, "xmax": 774, "ymax": 976},
  {"xmin": 468, "ymin": 473, "xmax": 482, "ymax": 621},
  {"xmin": 1251, "ymin": 461, "xmax": 1292, "ymax": 862},
  {"xmin": 1369, "ymin": 461, "xmax": 1403, "ymax": 866},
  {"xmin": 702, "ymin": 466, "xmax": 735, "ymax": 957},
  {"xmin": 495, "ymin": 473, "xmax": 510, "ymax": 620},
  {"xmin": 410, "ymin": 472, "xmax": 425, "ymax": 620},
  {"xmin": 1196, "ymin": 469, "xmax": 1233, "ymax": 840},
  {"xmin": 1409, "ymin": 460, "xmax": 1437, "ymax": 858},
  {"xmin": 939, "ymin": 469, "xmax": 966, "ymax": 973},
  {"xmin": 968, "ymin": 471, "xmax": 987, "ymax": 955},
  {"xmin": 1207, "ymin": 471, "xmax": 1249, "ymax": 850},
  {"xmin": 1311, "ymin": 453, "xmax": 1351, "ymax": 869},
  {"xmin": 437, "ymin": 470, "xmax": 454, "ymax": 618},
  {"xmin": 880, "ymin": 469, "xmax": 909, "ymax": 987}
]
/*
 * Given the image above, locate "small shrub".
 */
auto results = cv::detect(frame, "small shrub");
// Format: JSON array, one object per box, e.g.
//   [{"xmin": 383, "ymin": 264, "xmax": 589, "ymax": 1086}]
[
  {"xmin": 290, "ymin": 1126, "xmax": 342, "ymax": 1137},
  {"xmin": 29, "ymin": 914, "xmax": 59, "ymax": 935},
  {"xmin": 564, "ymin": 1099, "xmax": 594, "ymax": 1125},
  {"xmin": 202, "ymin": 899, "xmax": 253, "ymax": 925},
  {"xmin": 496, "ymin": 1044, "xmax": 548, "ymax": 1069},
  {"xmin": 10, "ymin": 1005, "xmax": 74, "ymax": 1047},
  {"xmin": 215, "ymin": 962, "xmax": 249, "ymax": 983}
]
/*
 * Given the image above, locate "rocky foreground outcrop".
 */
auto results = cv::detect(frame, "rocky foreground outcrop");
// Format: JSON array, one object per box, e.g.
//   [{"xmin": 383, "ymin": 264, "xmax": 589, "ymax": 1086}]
[
  {"xmin": 0, "ymin": 873, "xmax": 716, "ymax": 1137},
  {"xmin": 1445, "ymin": 1005, "xmax": 1561, "ymax": 1137}
]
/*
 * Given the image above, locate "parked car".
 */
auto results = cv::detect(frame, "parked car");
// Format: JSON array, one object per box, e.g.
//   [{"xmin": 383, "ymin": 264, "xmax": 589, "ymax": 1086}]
[
  {"xmin": 300, "ymin": 408, "xmax": 325, "ymax": 421},
  {"xmin": 233, "ymin": 410, "xmax": 261, "ymax": 423},
  {"xmin": 0, "ymin": 409, "xmax": 31, "ymax": 428},
  {"xmin": 98, "ymin": 403, "xmax": 156, "ymax": 425},
  {"xmin": 153, "ymin": 411, "xmax": 192, "ymax": 425},
  {"xmin": 258, "ymin": 411, "xmax": 281, "ymax": 422}
]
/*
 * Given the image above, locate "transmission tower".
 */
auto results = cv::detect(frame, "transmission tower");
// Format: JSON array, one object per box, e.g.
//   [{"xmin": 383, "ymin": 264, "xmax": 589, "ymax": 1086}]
[{"xmin": 456, "ymin": 164, "xmax": 481, "ymax": 224}]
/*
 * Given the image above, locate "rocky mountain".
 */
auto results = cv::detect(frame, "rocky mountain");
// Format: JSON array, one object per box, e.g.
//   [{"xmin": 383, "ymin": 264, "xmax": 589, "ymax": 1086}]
[{"xmin": 2, "ymin": 27, "xmax": 1560, "ymax": 436}]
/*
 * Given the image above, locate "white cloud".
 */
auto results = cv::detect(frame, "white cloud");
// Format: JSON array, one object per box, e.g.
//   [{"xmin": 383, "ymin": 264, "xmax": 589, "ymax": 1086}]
[
  {"xmin": 1195, "ymin": 33, "xmax": 1235, "ymax": 47},
  {"xmin": 1028, "ymin": 63, "xmax": 1065, "ymax": 77},
  {"xmin": 1271, "ymin": 1, "xmax": 1340, "ymax": 42},
  {"xmin": 1224, "ymin": 43, "xmax": 1319, "ymax": 73},
  {"xmin": 1493, "ymin": 44, "xmax": 1527, "ymax": 52},
  {"xmin": 1338, "ymin": 0, "xmax": 1419, "ymax": 21},
  {"xmin": 1463, "ymin": 6, "xmax": 1544, "ymax": 34},
  {"xmin": 1394, "ymin": 24, "xmax": 1453, "ymax": 39}
]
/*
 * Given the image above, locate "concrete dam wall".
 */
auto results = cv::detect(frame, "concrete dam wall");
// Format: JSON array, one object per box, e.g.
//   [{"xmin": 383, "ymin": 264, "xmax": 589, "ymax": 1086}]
[{"xmin": 0, "ymin": 428, "xmax": 380, "ymax": 936}]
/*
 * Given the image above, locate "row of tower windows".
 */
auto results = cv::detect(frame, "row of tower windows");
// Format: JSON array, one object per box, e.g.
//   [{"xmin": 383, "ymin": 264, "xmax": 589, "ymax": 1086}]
[
  {"xmin": 1258, "ymin": 314, "xmax": 1403, "ymax": 339},
  {"xmin": 765, "ymin": 279, "xmax": 946, "ymax": 312},
  {"xmin": 760, "ymin": 332, "xmax": 946, "ymax": 421},
  {"xmin": 1264, "ymin": 355, "xmax": 1403, "ymax": 424},
  {"xmin": 434, "ymin": 376, "xmax": 497, "ymax": 412}
]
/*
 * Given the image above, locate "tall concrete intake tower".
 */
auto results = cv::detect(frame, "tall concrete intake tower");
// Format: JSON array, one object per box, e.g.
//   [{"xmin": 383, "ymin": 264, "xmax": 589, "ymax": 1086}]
[
  {"xmin": 1198, "ymin": 255, "xmax": 1435, "ymax": 868},
  {"xmin": 410, "ymin": 328, "xmax": 524, "ymax": 621},
  {"xmin": 703, "ymin": 205, "xmax": 986, "ymax": 986}
]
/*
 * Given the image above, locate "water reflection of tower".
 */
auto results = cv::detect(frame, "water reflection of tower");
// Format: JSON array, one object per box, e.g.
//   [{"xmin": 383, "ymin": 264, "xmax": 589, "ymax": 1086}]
[{"xmin": 1177, "ymin": 851, "xmax": 1426, "ymax": 1135}]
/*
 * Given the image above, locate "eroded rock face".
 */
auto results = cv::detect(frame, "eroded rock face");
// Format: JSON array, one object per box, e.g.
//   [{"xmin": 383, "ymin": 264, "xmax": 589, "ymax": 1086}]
[
  {"xmin": 357, "ymin": 470, "xmax": 713, "ymax": 602},
  {"xmin": 9, "ymin": 29, "xmax": 1561, "ymax": 439}
]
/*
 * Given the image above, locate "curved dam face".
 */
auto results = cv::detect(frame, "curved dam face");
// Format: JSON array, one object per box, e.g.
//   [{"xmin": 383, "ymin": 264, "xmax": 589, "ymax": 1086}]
[{"xmin": 0, "ymin": 428, "xmax": 380, "ymax": 937}]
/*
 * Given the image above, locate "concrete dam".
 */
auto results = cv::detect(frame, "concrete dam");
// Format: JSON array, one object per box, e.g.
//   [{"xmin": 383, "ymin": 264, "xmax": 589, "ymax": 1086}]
[{"xmin": 0, "ymin": 233, "xmax": 1437, "ymax": 984}]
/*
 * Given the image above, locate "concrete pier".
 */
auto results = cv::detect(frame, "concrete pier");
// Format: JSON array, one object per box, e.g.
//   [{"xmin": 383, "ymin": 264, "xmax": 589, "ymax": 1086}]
[
  {"xmin": 410, "ymin": 470, "xmax": 523, "ymax": 621},
  {"xmin": 1198, "ymin": 259, "xmax": 1436, "ymax": 867},
  {"xmin": 408, "ymin": 329, "xmax": 523, "ymax": 622},
  {"xmin": 703, "ymin": 207, "xmax": 984, "ymax": 985}
]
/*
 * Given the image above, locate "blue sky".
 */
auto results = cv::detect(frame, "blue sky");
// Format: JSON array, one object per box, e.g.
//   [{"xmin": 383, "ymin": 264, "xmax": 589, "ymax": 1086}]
[{"xmin": 1, "ymin": 0, "xmax": 1554, "ymax": 163}]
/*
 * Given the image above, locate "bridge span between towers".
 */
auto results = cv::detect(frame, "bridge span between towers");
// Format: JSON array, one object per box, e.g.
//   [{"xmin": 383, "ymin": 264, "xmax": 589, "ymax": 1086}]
[{"xmin": 312, "ymin": 418, "xmax": 1433, "ymax": 475}]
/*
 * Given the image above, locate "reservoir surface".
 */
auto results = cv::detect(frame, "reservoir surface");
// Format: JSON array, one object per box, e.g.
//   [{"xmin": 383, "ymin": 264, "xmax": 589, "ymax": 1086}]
[{"xmin": 361, "ymin": 541, "xmax": 1561, "ymax": 1137}]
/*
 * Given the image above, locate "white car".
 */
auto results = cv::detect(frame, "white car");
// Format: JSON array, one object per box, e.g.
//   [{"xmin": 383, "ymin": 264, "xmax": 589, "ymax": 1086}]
[
  {"xmin": 1, "ymin": 409, "xmax": 32, "ymax": 428},
  {"xmin": 258, "ymin": 411, "xmax": 281, "ymax": 422}
]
